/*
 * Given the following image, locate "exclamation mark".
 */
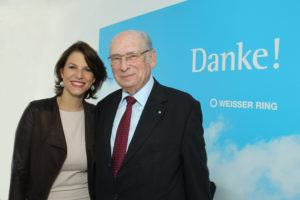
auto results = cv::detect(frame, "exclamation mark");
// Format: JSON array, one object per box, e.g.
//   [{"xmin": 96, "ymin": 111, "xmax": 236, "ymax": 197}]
[{"xmin": 273, "ymin": 38, "xmax": 280, "ymax": 69}]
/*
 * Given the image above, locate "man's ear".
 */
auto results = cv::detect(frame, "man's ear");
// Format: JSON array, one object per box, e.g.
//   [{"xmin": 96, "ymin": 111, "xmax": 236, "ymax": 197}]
[{"xmin": 150, "ymin": 50, "xmax": 156, "ymax": 69}]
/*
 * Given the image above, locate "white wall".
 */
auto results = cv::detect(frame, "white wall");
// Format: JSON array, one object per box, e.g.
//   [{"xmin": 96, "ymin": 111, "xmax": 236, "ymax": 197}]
[{"xmin": 0, "ymin": 0, "xmax": 185, "ymax": 198}]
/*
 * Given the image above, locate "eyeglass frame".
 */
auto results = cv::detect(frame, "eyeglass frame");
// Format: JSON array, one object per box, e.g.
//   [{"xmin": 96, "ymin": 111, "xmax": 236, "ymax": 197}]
[{"xmin": 108, "ymin": 49, "xmax": 152, "ymax": 65}]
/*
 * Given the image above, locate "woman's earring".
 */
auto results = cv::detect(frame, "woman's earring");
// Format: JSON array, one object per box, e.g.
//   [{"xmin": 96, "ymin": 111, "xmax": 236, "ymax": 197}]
[
  {"xmin": 60, "ymin": 81, "xmax": 64, "ymax": 88},
  {"xmin": 90, "ymin": 85, "xmax": 95, "ymax": 91}
]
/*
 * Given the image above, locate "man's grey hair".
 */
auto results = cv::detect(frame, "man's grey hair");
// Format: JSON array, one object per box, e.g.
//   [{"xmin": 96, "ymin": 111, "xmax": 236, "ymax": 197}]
[
  {"xmin": 135, "ymin": 31, "xmax": 153, "ymax": 64},
  {"xmin": 137, "ymin": 31, "xmax": 153, "ymax": 50}
]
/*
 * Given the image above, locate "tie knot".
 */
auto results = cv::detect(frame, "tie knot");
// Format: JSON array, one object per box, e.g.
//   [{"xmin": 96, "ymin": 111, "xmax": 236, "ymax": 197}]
[{"xmin": 126, "ymin": 96, "xmax": 136, "ymax": 106}]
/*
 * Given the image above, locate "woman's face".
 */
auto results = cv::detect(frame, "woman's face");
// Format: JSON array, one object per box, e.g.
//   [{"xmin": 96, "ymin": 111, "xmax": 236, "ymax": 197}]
[{"xmin": 60, "ymin": 51, "xmax": 95, "ymax": 99}]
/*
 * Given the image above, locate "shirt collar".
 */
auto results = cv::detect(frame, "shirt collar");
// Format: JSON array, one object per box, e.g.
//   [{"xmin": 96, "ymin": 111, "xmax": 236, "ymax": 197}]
[{"xmin": 121, "ymin": 75, "xmax": 154, "ymax": 107}]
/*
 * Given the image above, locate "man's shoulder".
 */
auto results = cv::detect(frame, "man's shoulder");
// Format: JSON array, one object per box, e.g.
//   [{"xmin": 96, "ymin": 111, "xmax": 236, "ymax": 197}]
[
  {"xmin": 96, "ymin": 89, "xmax": 122, "ymax": 107},
  {"xmin": 158, "ymin": 83, "xmax": 197, "ymax": 103}
]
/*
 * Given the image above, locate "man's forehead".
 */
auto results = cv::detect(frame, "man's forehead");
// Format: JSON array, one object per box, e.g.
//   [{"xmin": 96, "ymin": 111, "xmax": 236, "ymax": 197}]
[{"xmin": 110, "ymin": 37, "xmax": 145, "ymax": 54}]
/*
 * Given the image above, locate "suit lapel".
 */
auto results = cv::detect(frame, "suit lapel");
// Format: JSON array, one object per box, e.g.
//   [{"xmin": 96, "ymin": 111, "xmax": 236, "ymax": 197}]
[
  {"xmin": 44, "ymin": 97, "xmax": 67, "ymax": 151},
  {"xmin": 83, "ymin": 102, "xmax": 94, "ymax": 151},
  {"xmin": 122, "ymin": 81, "xmax": 167, "ymax": 167}
]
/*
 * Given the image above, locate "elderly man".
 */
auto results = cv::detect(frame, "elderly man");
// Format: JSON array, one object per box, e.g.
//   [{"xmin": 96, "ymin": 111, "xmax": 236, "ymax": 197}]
[{"xmin": 95, "ymin": 30, "xmax": 214, "ymax": 200}]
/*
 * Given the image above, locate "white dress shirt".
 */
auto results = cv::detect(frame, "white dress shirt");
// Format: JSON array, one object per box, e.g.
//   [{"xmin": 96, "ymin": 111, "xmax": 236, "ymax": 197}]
[{"xmin": 110, "ymin": 76, "xmax": 154, "ymax": 154}]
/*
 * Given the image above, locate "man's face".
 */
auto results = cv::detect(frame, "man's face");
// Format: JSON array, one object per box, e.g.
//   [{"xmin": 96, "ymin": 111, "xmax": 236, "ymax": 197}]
[{"xmin": 109, "ymin": 31, "xmax": 156, "ymax": 95}]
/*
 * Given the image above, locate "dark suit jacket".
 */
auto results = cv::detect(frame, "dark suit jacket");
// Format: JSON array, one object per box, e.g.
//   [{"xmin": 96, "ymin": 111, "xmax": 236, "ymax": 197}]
[
  {"xmin": 9, "ymin": 97, "xmax": 96, "ymax": 200},
  {"xmin": 95, "ymin": 80, "xmax": 212, "ymax": 200}
]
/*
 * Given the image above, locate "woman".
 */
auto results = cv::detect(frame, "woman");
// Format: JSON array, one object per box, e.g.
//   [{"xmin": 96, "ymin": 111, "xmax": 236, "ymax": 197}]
[{"xmin": 9, "ymin": 41, "xmax": 107, "ymax": 200}]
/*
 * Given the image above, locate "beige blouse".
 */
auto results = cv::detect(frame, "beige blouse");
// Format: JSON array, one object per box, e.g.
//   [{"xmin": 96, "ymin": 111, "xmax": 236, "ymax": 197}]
[{"xmin": 47, "ymin": 110, "xmax": 89, "ymax": 200}]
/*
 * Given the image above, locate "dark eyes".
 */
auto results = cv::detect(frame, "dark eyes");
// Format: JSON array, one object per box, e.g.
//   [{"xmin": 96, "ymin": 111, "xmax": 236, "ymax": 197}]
[
  {"xmin": 84, "ymin": 68, "xmax": 92, "ymax": 72},
  {"xmin": 67, "ymin": 65, "xmax": 92, "ymax": 72},
  {"xmin": 68, "ymin": 65, "xmax": 76, "ymax": 69}
]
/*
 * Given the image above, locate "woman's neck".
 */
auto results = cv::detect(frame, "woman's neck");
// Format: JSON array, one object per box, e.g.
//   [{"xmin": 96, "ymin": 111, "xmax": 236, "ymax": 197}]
[{"xmin": 57, "ymin": 94, "xmax": 84, "ymax": 112}]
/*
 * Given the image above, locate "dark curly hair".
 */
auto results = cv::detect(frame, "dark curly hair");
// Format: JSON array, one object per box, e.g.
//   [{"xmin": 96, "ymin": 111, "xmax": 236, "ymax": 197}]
[{"xmin": 54, "ymin": 41, "xmax": 107, "ymax": 99}]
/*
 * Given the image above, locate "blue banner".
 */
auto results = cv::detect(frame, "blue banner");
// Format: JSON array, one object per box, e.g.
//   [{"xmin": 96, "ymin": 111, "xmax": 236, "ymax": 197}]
[{"xmin": 99, "ymin": 0, "xmax": 300, "ymax": 199}]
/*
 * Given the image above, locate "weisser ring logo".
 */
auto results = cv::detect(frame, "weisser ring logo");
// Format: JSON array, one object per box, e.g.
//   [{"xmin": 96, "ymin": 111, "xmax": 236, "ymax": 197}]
[
  {"xmin": 210, "ymin": 98, "xmax": 218, "ymax": 108},
  {"xmin": 209, "ymin": 98, "xmax": 278, "ymax": 111}
]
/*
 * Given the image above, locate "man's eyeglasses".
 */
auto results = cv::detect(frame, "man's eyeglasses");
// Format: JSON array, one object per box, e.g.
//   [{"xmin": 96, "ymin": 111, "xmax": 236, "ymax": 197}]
[{"xmin": 108, "ymin": 49, "xmax": 152, "ymax": 65}]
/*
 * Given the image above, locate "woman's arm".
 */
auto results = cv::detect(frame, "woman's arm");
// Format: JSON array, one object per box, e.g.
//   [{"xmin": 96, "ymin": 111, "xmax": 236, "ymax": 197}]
[{"xmin": 9, "ymin": 103, "xmax": 34, "ymax": 200}]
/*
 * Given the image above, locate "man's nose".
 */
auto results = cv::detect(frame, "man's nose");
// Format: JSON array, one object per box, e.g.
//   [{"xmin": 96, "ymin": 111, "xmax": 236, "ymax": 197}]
[{"xmin": 120, "ymin": 57, "xmax": 129, "ymax": 71}]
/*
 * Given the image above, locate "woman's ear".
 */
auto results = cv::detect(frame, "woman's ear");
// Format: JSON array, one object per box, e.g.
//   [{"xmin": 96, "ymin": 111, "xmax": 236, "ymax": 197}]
[{"xmin": 60, "ymin": 68, "xmax": 64, "ymax": 79}]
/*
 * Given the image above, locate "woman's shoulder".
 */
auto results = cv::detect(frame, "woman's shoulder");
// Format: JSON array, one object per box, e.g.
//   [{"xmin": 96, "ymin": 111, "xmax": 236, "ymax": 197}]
[
  {"xmin": 83, "ymin": 100, "xmax": 96, "ymax": 114},
  {"xmin": 27, "ymin": 96, "xmax": 57, "ymax": 111}
]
